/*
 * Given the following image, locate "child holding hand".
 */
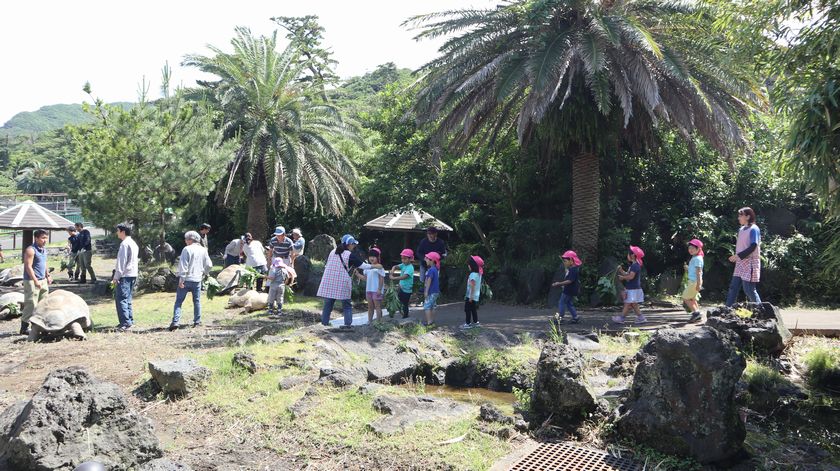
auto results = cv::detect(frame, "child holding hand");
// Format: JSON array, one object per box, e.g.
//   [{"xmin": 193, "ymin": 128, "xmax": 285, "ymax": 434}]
[
  {"xmin": 612, "ymin": 246, "xmax": 647, "ymax": 325},
  {"xmin": 552, "ymin": 250, "xmax": 582, "ymax": 324},
  {"xmin": 462, "ymin": 255, "xmax": 484, "ymax": 329}
]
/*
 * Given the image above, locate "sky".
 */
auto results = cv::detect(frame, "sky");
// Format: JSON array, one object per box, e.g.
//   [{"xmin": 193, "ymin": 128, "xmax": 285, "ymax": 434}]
[{"xmin": 0, "ymin": 0, "xmax": 496, "ymax": 125}]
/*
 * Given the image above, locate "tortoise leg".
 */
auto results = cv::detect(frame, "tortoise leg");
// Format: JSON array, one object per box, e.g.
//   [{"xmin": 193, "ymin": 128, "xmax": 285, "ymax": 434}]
[
  {"xmin": 69, "ymin": 321, "xmax": 87, "ymax": 340},
  {"xmin": 28, "ymin": 324, "xmax": 42, "ymax": 342}
]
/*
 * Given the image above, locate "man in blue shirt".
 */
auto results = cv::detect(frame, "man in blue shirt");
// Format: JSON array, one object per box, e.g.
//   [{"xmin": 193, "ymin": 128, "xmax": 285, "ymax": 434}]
[
  {"xmin": 266, "ymin": 226, "xmax": 293, "ymax": 264},
  {"xmin": 21, "ymin": 229, "xmax": 52, "ymax": 336},
  {"xmin": 416, "ymin": 227, "xmax": 448, "ymax": 281},
  {"xmin": 74, "ymin": 222, "xmax": 96, "ymax": 284}
]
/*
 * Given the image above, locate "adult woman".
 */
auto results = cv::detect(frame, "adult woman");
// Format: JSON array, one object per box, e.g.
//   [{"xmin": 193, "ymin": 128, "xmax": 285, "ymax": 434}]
[
  {"xmin": 317, "ymin": 234, "xmax": 380, "ymax": 329},
  {"xmin": 725, "ymin": 207, "xmax": 762, "ymax": 306},
  {"xmin": 291, "ymin": 228, "xmax": 305, "ymax": 262},
  {"xmin": 241, "ymin": 233, "xmax": 268, "ymax": 291}
]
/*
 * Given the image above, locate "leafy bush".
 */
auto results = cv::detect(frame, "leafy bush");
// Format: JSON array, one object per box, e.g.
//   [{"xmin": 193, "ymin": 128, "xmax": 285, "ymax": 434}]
[{"xmin": 512, "ymin": 386, "xmax": 532, "ymax": 413}]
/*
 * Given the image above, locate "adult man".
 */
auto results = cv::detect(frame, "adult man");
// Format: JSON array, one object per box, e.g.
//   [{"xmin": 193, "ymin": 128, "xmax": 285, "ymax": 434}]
[
  {"xmin": 199, "ymin": 223, "xmax": 211, "ymax": 249},
  {"xmin": 290, "ymin": 228, "xmax": 305, "ymax": 262},
  {"xmin": 112, "ymin": 223, "xmax": 139, "ymax": 332},
  {"xmin": 266, "ymin": 226, "xmax": 293, "ymax": 264},
  {"xmin": 66, "ymin": 225, "xmax": 81, "ymax": 281},
  {"xmin": 242, "ymin": 233, "xmax": 268, "ymax": 291},
  {"xmin": 74, "ymin": 222, "xmax": 96, "ymax": 283},
  {"xmin": 169, "ymin": 231, "xmax": 213, "ymax": 331},
  {"xmin": 21, "ymin": 229, "xmax": 52, "ymax": 335},
  {"xmin": 224, "ymin": 236, "xmax": 244, "ymax": 267},
  {"xmin": 416, "ymin": 227, "xmax": 448, "ymax": 281}
]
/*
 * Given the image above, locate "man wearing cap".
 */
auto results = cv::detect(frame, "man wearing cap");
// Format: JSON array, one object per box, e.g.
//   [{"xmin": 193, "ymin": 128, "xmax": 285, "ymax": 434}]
[
  {"xmin": 169, "ymin": 231, "xmax": 213, "ymax": 330},
  {"xmin": 416, "ymin": 227, "xmax": 448, "ymax": 281},
  {"xmin": 266, "ymin": 226, "xmax": 293, "ymax": 265},
  {"xmin": 290, "ymin": 228, "xmax": 305, "ymax": 263}
]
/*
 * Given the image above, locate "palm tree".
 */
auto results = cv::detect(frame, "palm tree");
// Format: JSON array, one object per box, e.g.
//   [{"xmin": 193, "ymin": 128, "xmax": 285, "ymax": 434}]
[
  {"xmin": 408, "ymin": 0, "xmax": 757, "ymax": 260},
  {"xmin": 16, "ymin": 161, "xmax": 57, "ymax": 194},
  {"xmin": 184, "ymin": 27, "xmax": 358, "ymax": 236}
]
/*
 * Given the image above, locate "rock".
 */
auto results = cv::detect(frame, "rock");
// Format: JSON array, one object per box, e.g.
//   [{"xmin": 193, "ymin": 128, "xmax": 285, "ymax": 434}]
[
  {"xmin": 288, "ymin": 387, "xmax": 319, "ymax": 418},
  {"xmin": 607, "ymin": 355, "xmax": 637, "ymax": 377},
  {"xmin": 514, "ymin": 267, "xmax": 546, "ymax": 304},
  {"xmin": 445, "ymin": 357, "xmax": 536, "ymax": 393},
  {"xmin": 0, "ymin": 367, "xmax": 161, "ymax": 470},
  {"xmin": 367, "ymin": 395, "xmax": 472, "ymax": 435},
  {"xmin": 216, "ymin": 264, "xmax": 243, "ymax": 289},
  {"xmin": 763, "ymin": 207, "xmax": 797, "ymax": 236},
  {"xmin": 657, "ymin": 271, "xmax": 682, "ymax": 295},
  {"xmin": 137, "ymin": 458, "xmax": 194, "ymax": 471},
  {"xmin": 531, "ymin": 343, "xmax": 597, "ymax": 424},
  {"xmin": 303, "ymin": 268, "xmax": 323, "ymax": 297},
  {"xmin": 0, "ymin": 292, "xmax": 24, "ymax": 319},
  {"xmin": 318, "ymin": 365, "xmax": 367, "ymax": 388},
  {"xmin": 622, "ymin": 332, "xmax": 641, "ymax": 342},
  {"xmin": 479, "ymin": 403, "xmax": 513, "ymax": 425},
  {"xmin": 308, "ymin": 234, "xmax": 336, "ymax": 261},
  {"xmin": 616, "ymin": 327, "xmax": 746, "ymax": 464},
  {"xmin": 489, "ymin": 272, "xmax": 516, "ymax": 302},
  {"xmin": 546, "ymin": 264, "xmax": 566, "ymax": 309},
  {"xmin": 278, "ymin": 374, "xmax": 318, "ymax": 390},
  {"xmin": 227, "ymin": 289, "xmax": 269, "ymax": 312},
  {"xmin": 148, "ymin": 358, "xmax": 212, "ymax": 397},
  {"xmin": 365, "ymin": 351, "xmax": 419, "ymax": 383},
  {"xmin": 565, "ymin": 333, "xmax": 601, "ymax": 351},
  {"xmin": 706, "ymin": 303, "xmax": 792, "ymax": 355},
  {"xmin": 293, "ymin": 255, "xmax": 312, "ymax": 291},
  {"xmin": 28, "ymin": 290, "xmax": 91, "ymax": 342},
  {"xmin": 358, "ymin": 383, "xmax": 385, "ymax": 396},
  {"xmin": 232, "ymin": 352, "xmax": 257, "ymax": 374}
]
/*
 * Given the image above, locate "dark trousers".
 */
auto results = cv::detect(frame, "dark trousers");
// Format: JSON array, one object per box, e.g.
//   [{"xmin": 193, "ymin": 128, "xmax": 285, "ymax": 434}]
[
  {"xmin": 465, "ymin": 300, "xmax": 479, "ymax": 324},
  {"xmin": 397, "ymin": 290, "xmax": 411, "ymax": 317}
]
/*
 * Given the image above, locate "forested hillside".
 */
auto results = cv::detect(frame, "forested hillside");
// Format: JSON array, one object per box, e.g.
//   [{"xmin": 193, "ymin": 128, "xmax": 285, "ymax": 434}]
[{"xmin": 0, "ymin": 102, "xmax": 132, "ymax": 137}]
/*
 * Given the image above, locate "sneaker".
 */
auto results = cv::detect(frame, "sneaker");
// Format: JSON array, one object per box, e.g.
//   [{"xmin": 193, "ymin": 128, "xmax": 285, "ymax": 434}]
[
  {"xmin": 401, "ymin": 313, "xmax": 409, "ymax": 319},
  {"xmin": 611, "ymin": 316, "xmax": 626, "ymax": 324},
  {"xmin": 472, "ymin": 321, "xmax": 481, "ymax": 328},
  {"xmin": 192, "ymin": 322, "xmax": 202, "ymax": 328},
  {"xmin": 117, "ymin": 325, "xmax": 131, "ymax": 333},
  {"xmin": 557, "ymin": 315, "xmax": 566, "ymax": 324},
  {"xmin": 689, "ymin": 311, "xmax": 702, "ymax": 323},
  {"xmin": 570, "ymin": 317, "xmax": 580, "ymax": 324},
  {"xmin": 635, "ymin": 316, "xmax": 648, "ymax": 324},
  {"xmin": 460, "ymin": 323, "xmax": 472, "ymax": 329},
  {"xmin": 168, "ymin": 323, "xmax": 178, "ymax": 332},
  {"xmin": 339, "ymin": 325, "xmax": 353, "ymax": 330}
]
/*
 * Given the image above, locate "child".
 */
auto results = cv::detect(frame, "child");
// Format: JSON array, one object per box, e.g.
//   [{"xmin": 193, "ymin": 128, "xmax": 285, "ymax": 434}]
[
  {"xmin": 462, "ymin": 255, "xmax": 484, "ymax": 329},
  {"xmin": 612, "ymin": 246, "xmax": 647, "ymax": 324},
  {"xmin": 266, "ymin": 257, "xmax": 292, "ymax": 318},
  {"xmin": 684, "ymin": 239, "xmax": 705, "ymax": 322},
  {"xmin": 358, "ymin": 248, "xmax": 387, "ymax": 324},
  {"xmin": 390, "ymin": 249, "xmax": 415, "ymax": 319},
  {"xmin": 423, "ymin": 252, "xmax": 441, "ymax": 327},
  {"xmin": 551, "ymin": 250, "xmax": 581, "ymax": 324}
]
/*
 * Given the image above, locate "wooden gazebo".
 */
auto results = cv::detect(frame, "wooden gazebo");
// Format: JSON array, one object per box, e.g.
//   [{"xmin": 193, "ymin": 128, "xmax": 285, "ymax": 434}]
[
  {"xmin": 364, "ymin": 209, "xmax": 453, "ymax": 248},
  {"xmin": 0, "ymin": 201, "xmax": 75, "ymax": 256}
]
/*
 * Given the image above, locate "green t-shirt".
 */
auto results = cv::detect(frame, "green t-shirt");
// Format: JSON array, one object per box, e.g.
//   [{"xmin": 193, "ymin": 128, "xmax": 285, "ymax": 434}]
[{"xmin": 399, "ymin": 263, "xmax": 415, "ymax": 293}]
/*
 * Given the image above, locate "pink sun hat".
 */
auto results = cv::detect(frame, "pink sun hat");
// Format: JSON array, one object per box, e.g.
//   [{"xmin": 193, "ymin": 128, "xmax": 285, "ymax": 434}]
[
  {"xmin": 561, "ymin": 250, "xmax": 582, "ymax": 266},
  {"xmin": 400, "ymin": 248, "xmax": 414, "ymax": 259},
  {"xmin": 688, "ymin": 239, "xmax": 705, "ymax": 256},
  {"xmin": 425, "ymin": 251, "xmax": 441, "ymax": 269},
  {"xmin": 470, "ymin": 255, "xmax": 485, "ymax": 275},
  {"xmin": 629, "ymin": 245, "xmax": 646, "ymax": 265}
]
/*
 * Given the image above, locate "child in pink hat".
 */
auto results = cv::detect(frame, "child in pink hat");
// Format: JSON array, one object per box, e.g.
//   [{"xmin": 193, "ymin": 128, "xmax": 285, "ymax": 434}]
[
  {"xmin": 423, "ymin": 252, "xmax": 442, "ymax": 326},
  {"xmin": 684, "ymin": 239, "xmax": 705, "ymax": 322},
  {"xmin": 389, "ymin": 249, "xmax": 416, "ymax": 319},
  {"xmin": 462, "ymin": 255, "xmax": 485, "ymax": 329},
  {"xmin": 612, "ymin": 246, "xmax": 647, "ymax": 324},
  {"xmin": 552, "ymin": 250, "xmax": 582, "ymax": 324}
]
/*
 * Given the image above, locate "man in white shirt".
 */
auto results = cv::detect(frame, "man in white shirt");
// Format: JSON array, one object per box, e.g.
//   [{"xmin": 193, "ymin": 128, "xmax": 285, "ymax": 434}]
[
  {"xmin": 241, "ymin": 232, "xmax": 268, "ymax": 291},
  {"xmin": 224, "ymin": 236, "xmax": 244, "ymax": 267},
  {"xmin": 112, "ymin": 223, "xmax": 139, "ymax": 332},
  {"xmin": 169, "ymin": 231, "xmax": 213, "ymax": 330}
]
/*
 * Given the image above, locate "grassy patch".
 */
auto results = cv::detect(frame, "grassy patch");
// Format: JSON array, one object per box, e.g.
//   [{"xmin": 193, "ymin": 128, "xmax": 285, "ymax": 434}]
[
  {"xmin": 803, "ymin": 347, "xmax": 840, "ymax": 390},
  {"xmin": 459, "ymin": 342, "xmax": 541, "ymax": 382},
  {"xmin": 743, "ymin": 360, "xmax": 792, "ymax": 391},
  {"xmin": 597, "ymin": 331, "xmax": 648, "ymax": 356}
]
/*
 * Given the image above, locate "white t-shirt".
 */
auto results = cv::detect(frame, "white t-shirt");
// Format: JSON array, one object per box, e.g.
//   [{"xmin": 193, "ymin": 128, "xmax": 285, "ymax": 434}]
[
  {"xmin": 242, "ymin": 240, "xmax": 267, "ymax": 268},
  {"xmin": 364, "ymin": 267, "xmax": 386, "ymax": 293},
  {"xmin": 224, "ymin": 239, "xmax": 242, "ymax": 257}
]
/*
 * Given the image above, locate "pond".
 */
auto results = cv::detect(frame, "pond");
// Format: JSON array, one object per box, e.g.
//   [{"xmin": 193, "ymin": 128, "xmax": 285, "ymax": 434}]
[{"xmin": 401, "ymin": 384, "xmax": 516, "ymax": 411}]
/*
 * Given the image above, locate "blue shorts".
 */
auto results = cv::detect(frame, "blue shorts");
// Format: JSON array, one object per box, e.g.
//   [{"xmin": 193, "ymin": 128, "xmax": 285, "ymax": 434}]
[{"xmin": 423, "ymin": 293, "xmax": 439, "ymax": 310}]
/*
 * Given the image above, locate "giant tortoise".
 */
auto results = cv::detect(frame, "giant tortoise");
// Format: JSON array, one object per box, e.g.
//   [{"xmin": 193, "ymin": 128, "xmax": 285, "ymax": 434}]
[
  {"xmin": 28, "ymin": 289, "xmax": 92, "ymax": 341},
  {"xmin": 0, "ymin": 291, "xmax": 24, "ymax": 319}
]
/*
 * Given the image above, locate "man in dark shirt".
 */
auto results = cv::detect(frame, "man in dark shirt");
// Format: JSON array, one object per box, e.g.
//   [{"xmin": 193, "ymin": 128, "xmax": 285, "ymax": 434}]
[
  {"xmin": 416, "ymin": 227, "xmax": 448, "ymax": 281},
  {"xmin": 74, "ymin": 222, "xmax": 96, "ymax": 283},
  {"xmin": 66, "ymin": 225, "xmax": 81, "ymax": 281},
  {"xmin": 266, "ymin": 226, "xmax": 293, "ymax": 264},
  {"xmin": 199, "ymin": 223, "xmax": 211, "ymax": 249}
]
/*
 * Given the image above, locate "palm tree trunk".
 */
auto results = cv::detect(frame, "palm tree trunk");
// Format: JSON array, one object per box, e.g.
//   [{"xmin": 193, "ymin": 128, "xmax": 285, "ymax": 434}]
[
  {"xmin": 571, "ymin": 151, "xmax": 600, "ymax": 262},
  {"xmin": 247, "ymin": 175, "xmax": 269, "ymax": 238}
]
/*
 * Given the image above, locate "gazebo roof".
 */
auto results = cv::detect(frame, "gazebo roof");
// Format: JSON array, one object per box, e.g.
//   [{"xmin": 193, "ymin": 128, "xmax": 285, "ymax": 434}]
[
  {"xmin": 0, "ymin": 200, "xmax": 75, "ymax": 230},
  {"xmin": 364, "ymin": 209, "xmax": 453, "ymax": 233}
]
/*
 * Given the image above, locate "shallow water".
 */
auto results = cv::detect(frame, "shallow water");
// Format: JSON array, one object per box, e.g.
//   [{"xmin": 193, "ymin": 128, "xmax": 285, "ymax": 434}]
[{"xmin": 401, "ymin": 384, "xmax": 515, "ymax": 408}]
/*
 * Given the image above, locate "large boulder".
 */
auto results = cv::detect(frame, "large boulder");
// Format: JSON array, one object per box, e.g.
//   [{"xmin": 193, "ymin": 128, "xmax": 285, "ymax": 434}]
[
  {"xmin": 307, "ymin": 234, "xmax": 336, "ymax": 261},
  {"xmin": 546, "ymin": 264, "xmax": 566, "ymax": 309},
  {"xmin": 706, "ymin": 302, "xmax": 792, "ymax": 356},
  {"xmin": 0, "ymin": 367, "xmax": 162, "ymax": 470},
  {"xmin": 531, "ymin": 343, "xmax": 597, "ymax": 424},
  {"xmin": 303, "ymin": 263, "xmax": 325, "ymax": 297},
  {"xmin": 293, "ymin": 255, "xmax": 312, "ymax": 291},
  {"xmin": 227, "ymin": 289, "xmax": 268, "ymax": 312},
  {"xmin": 28, "ymin": 290, "xmax": 91, "ymax": 342},
  {"xmin": 137, "ymin": 458, "xmax": 194, "ymax": 471},
  {"xmin": 763, "ymin": 207, "xmax": 797, "ymax": 236},
  {"xmin": 0, "ymin": 292, "xmax": 24, "ymax": 319},
  {"xmin": 148, "ymin": 358, "xmax": 212, "ymax": 397},
  {"xmin": 515, "ymin": 267, "xmax": 546, "ymax": 304},
  {"xmin": 616, "ymin": 327, "xmax": 746, "ymax": 464},
  {"xmin": 367, "ymin": 395, "xmax": 471, "ymax": 435}
]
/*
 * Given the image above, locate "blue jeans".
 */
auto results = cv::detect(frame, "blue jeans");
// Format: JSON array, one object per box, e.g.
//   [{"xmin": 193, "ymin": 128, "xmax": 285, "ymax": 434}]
[
  {"xmin": 725, "ymin": 276, "xmax": 761, "ymax": 307},
  {"xmin": 115, "ymin": 277, "xmax": 137, "ymax": 327},
  {"xmin": 321, "ymin": 298, "xmax": 353, "ymax": 326},
  {"xmin": 172, "ymin": 281, "xmax": 202, "ymax": 325},
  {"xmin": 558, "ymin": 293, "xmax": 577, "ymax": 319},
  {"xmin": 224, "ymin": 255, "xmax": 241, "ymax": 267}
]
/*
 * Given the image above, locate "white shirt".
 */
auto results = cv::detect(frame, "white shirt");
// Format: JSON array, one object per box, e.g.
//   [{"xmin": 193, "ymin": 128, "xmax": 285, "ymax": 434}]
[
  {"xmin": 224, "ymin": 239, "xmax": 243, "ymax": 257},
  {"xmin": 364, "ymin": 267, "xmax": 387, "ymax": 293},
  {"xmin": 242, "ymin": 240, "xmax": 267, "ymax": 268},
  {"xmin": 114, "ymin": 236, "xmax": 139, "ymax": 280}
]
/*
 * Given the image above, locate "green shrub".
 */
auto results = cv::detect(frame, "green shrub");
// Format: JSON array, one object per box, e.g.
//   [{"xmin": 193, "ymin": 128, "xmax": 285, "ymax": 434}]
[
  {"xmin": 743, "ymin": 361, "xmax": 790, "ymax": 391},
  {"xmin": 804, "ymin": 347, "xmax": 840, "ymax": 389}
]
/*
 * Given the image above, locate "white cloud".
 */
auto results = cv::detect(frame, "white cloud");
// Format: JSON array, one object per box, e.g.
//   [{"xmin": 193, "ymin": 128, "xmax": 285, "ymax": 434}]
[{"xmin": 0, "ymin": 0, "xmax": 494, "ymax": 124}]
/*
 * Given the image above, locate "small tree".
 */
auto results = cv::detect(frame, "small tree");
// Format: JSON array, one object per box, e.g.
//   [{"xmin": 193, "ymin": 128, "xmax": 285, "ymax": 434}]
[{"xmin": 68, "ymin": 68, "xmax": 236, "ymax": 248}]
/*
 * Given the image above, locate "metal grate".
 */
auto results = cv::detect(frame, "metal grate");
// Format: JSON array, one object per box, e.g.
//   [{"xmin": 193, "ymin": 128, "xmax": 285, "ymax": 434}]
[{"xmin": 509, "ymin": 442, "xmax": 639, "ymax": 471}]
